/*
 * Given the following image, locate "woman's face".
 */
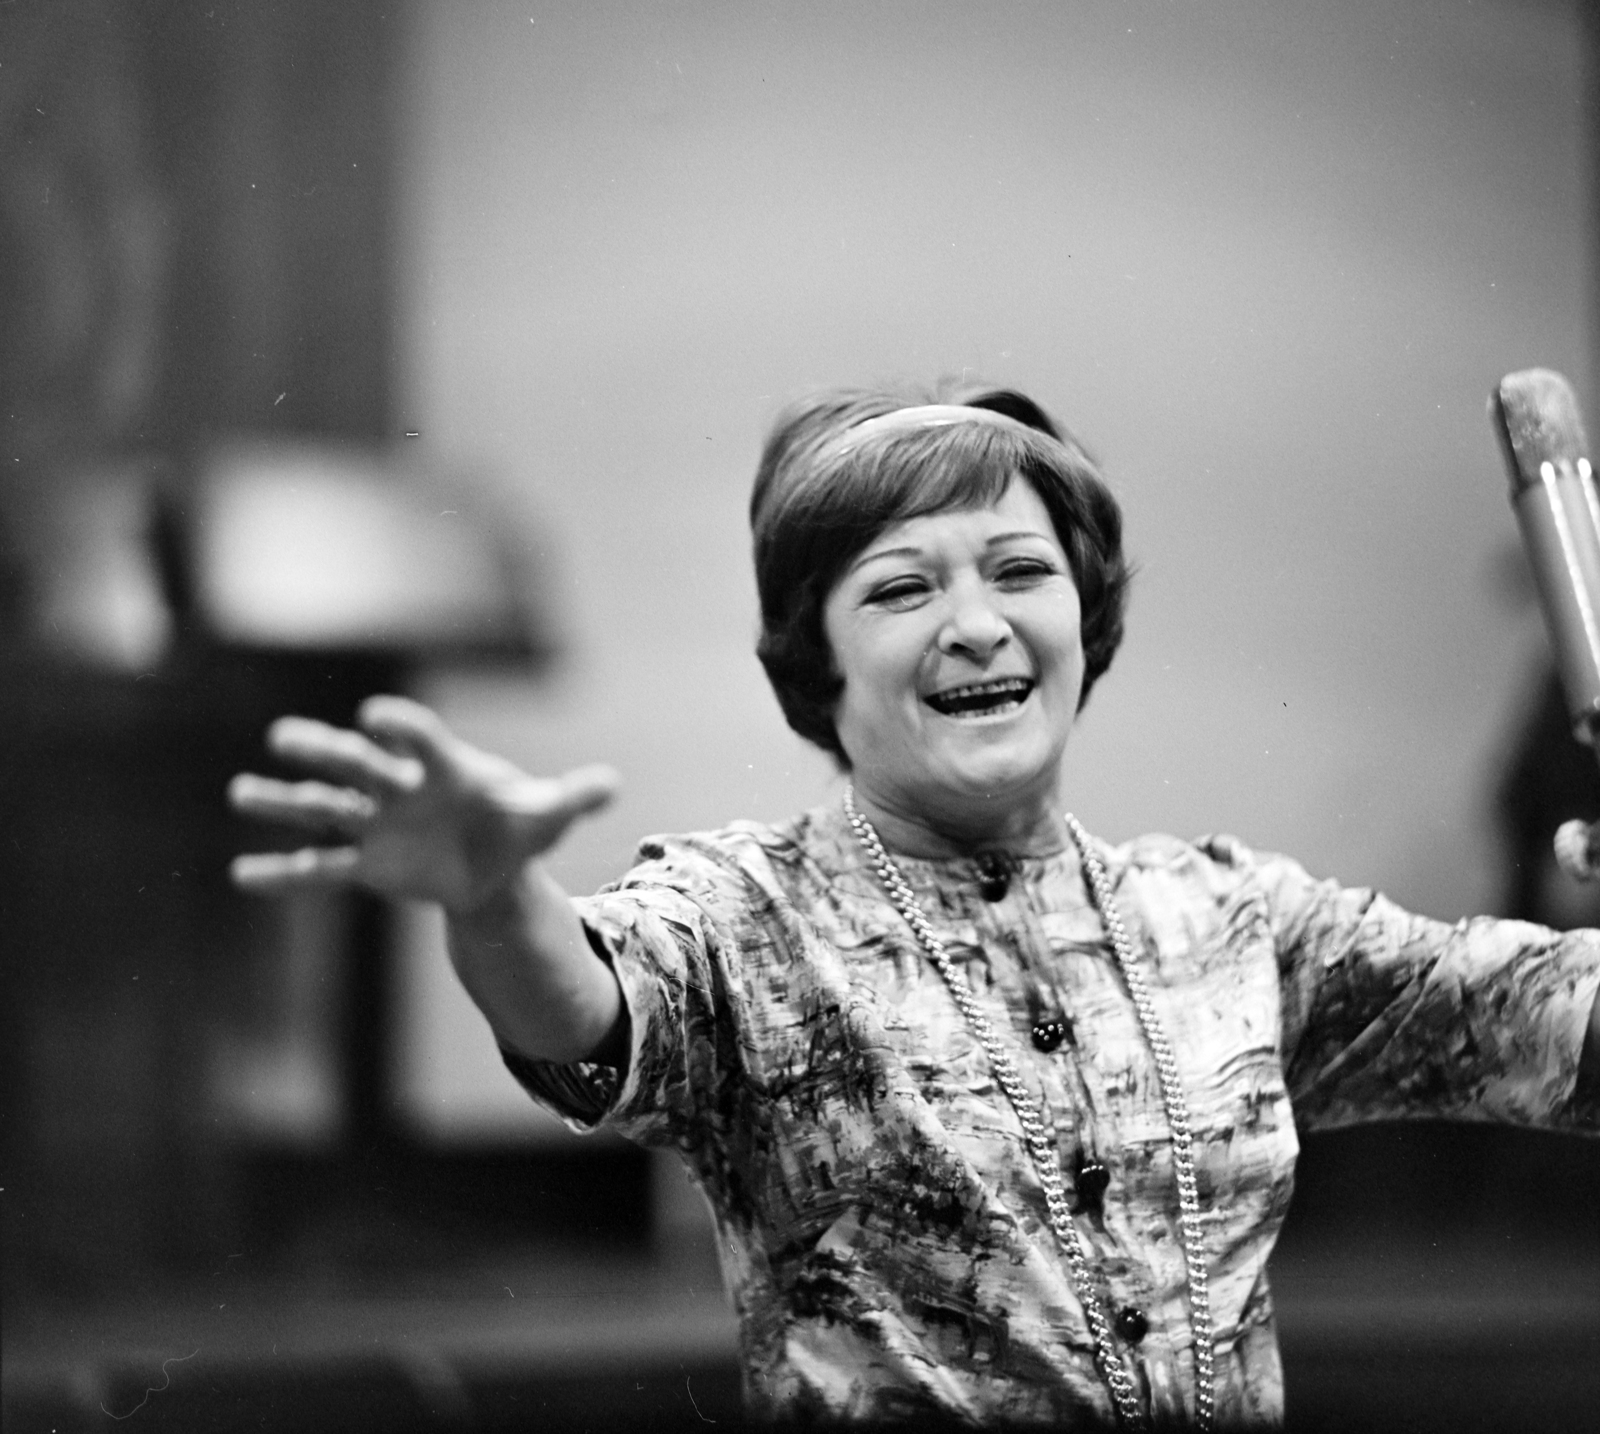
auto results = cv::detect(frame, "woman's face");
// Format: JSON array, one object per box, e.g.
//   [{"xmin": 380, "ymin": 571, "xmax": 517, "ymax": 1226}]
[{"xmin": 822, "ymin": 479, "xmax": 1084, "ymax": 842}]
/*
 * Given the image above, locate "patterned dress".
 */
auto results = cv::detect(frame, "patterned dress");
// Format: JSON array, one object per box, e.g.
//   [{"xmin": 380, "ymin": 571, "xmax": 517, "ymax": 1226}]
[{"xmin": 505, "ymin": 801, "xmax": 1600, "ymax": 1428}]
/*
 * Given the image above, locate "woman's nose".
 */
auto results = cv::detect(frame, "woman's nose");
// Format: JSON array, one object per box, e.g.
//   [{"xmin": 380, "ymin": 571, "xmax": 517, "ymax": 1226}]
[{"xmin": 938, "ymin": 586, "xmax": 1012, "ymax": 659}]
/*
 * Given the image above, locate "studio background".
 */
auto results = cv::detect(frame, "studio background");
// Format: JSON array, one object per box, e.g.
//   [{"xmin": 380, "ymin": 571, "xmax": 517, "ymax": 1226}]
[{"xmin": 394, "ymin": 0, "xmax": 1596, "ymax": 1132}]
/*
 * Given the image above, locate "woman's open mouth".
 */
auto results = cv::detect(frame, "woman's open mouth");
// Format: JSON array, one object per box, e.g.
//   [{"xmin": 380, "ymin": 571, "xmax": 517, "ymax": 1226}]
[{"xmin": 924, "ymin": 677, "xmax": 1035, "ymax": 719}]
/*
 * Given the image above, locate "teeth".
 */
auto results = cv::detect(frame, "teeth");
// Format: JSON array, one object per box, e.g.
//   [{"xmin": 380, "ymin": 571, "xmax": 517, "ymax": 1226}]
[
  {"xmin": 926, "ymin": 678, "xmax": 1034, "ymax": 715},
  {"xmin": 941, "ymin": 680, "xmax": 1029, "ymax": 699}
]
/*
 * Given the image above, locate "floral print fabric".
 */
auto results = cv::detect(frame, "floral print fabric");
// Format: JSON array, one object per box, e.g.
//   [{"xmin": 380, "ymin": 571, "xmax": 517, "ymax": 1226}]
[{"xmin": 505, "ymin": 802, "xmax": 1599, "ymax": 1428}]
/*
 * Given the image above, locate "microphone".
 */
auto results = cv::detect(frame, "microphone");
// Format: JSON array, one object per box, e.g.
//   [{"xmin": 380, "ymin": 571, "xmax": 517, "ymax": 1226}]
[{"xmin": 1489, "ymin": 368, "xmax": 1600, "ymax": 880}]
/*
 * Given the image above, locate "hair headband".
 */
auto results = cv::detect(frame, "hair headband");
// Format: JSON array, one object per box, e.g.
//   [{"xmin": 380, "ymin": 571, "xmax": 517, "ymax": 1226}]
[{"xmin": 827, "ymin": 403, "xmax": 1030, "ymax": 455}]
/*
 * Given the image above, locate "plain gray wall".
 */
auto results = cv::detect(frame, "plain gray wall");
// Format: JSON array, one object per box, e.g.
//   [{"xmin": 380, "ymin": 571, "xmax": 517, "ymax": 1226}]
[{"xmin": 387, "ymin": 0, "xmax": 1593, "ymax": 1132}]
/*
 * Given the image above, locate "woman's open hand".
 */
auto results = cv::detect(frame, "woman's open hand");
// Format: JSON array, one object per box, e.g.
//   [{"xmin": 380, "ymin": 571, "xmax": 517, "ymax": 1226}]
[{"xmin": 229, "ymin": 695, "xmax": 617, "ymax": 915}]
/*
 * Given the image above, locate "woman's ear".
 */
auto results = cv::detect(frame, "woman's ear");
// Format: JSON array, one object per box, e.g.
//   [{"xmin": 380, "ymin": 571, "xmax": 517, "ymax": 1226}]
[{"xmin": 822, "ymin": 684, "xmax": 851, "ymax": 772}]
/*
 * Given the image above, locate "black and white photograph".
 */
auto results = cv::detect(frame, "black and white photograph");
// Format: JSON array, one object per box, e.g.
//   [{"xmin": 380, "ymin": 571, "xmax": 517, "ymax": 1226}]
[{"xmin": 3, "ymin": 3, "xmax": 1598, "ymax": 1430}]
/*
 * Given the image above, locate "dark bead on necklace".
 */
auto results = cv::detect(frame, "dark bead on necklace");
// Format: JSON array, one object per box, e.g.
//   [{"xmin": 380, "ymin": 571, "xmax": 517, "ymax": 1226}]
[
  {"xmin": 1115, "ymin": 1306, "xmax": 1149, "ymax": 1344},
  {"xmin": 1030, "ymin": 1019, "xmax": 1067, "ymax": 1053},
  {"xmin": 975, "ymin": 852, "xmax": 1011, "ymax": 901},
  {"xmin": 1074, "ymin": 1159, "xmax": 1110, "ymax": 1215}
]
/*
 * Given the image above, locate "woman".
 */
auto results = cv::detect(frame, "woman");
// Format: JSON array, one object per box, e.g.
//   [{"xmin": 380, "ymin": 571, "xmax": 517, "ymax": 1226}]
[{"xmin": 231, "ymin": 386, "xmax": 1600, "ymax": 1430}]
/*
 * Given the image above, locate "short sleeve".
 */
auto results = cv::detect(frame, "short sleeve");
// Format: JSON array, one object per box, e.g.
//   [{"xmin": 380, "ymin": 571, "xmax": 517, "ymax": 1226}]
[
  {"xmin": 1225, "ymin": 839, "xmax": 1600, "ymax": 1133},
  {"xmin": 500, "ymin": 835, "xmax": 757, "ymax": 1149}
]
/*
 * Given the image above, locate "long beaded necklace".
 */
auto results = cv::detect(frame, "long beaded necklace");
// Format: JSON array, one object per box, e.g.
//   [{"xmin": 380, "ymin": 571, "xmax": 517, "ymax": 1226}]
[{"xmin": 842, "ymin": 785, "xmax": 1215, "ymax": 1433}]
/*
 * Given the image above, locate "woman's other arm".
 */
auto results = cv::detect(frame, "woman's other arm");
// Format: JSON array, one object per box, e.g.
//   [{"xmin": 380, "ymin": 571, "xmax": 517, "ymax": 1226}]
[
  {"xmin": 229, "ymin": 695, "xmax": 623, "ymax": 1065},
  {"xmin": 1231, "ymin": 840, "xmax": 1600, "ymax": 1132}
]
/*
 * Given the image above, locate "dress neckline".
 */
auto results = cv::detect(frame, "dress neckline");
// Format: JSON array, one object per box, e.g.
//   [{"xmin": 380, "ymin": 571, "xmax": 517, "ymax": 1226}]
[{"xmin": 807, "ymin": 796, "xmax": 1089, "ymax": 882}]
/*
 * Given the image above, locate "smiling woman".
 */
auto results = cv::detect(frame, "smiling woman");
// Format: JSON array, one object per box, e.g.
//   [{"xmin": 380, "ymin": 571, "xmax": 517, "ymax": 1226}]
[
  {"xmin": 229, "ymin": 384, "xmax": 1600, "ymax": 1431},
  {"xmin": 749, "ymin": 391, "xmax": 1128, "ymax": 769},
  {"xmin": 823, "ymin": 478, "xmax": 1085, "ymax": 854},
  {"xmin": 819, "ymin": 476, "xmax": 1081, "ymax": 851}
]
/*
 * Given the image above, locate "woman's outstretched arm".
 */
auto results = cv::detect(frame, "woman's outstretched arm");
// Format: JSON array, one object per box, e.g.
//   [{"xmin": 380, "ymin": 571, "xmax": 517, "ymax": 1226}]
[{"xmin": 229, "ymin": 695, "xmax": 625, "ymax": 1066}]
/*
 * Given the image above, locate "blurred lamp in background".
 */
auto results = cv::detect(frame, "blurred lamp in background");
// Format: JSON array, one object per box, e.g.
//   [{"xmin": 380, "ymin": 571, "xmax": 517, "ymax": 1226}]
[{"xmin": 192, "ymin": 441, "xmax": 542, "ymax": 658}]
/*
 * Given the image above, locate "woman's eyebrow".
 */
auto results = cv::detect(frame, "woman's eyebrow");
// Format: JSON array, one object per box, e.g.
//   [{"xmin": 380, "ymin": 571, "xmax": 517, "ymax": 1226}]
[
  {"xmin": 848, "ymin": 528, "xmax": 1057, "ymax": 575},
  {"xmin": 846, "ymin": 544, "xmax": 924, "ymax": 574},
  {"xmin": 986, "ymin": 529, "xmax": 1056, "ymax": 546}
]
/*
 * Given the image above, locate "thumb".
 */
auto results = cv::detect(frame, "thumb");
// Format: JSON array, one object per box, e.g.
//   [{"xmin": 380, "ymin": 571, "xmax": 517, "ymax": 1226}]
[
  {"xmin": 496, "ymin": 764, "xmax": 619, "ymax": 857},
  {"xmin": 553, "ymin": 764, "xmax": 621, "ymax": 820},
  {"xmin": 1554, "ymin": 819, "xmax": 1600, "ymax": 882},
  {"xmin": 501, "ymin": 764, "xmax": 619, "ymax": 835}
]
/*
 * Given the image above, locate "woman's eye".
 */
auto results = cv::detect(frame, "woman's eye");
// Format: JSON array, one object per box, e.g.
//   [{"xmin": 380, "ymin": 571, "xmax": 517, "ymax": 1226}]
[
  {"xmin": 866, "ymin": 579, "xmax": 929, "ymax": 608},
  {"xmin": 995, "ymin": 560, "xmax": 1056, "ymax": 586}
]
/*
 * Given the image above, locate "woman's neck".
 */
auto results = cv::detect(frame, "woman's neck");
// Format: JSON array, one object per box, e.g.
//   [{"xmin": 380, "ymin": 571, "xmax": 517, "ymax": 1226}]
[{"xmin": 845, "ymin": 779, "xmax": 1067, "ymax": 859}]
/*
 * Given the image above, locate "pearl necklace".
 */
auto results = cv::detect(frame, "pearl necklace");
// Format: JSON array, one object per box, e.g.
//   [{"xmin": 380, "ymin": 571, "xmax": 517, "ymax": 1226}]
[{"xmin": 841, "ymin": 786, "xmax": 1215, "ymax": 1433}]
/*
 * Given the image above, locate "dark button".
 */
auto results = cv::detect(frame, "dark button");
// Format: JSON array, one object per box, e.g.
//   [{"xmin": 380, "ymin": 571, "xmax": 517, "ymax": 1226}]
[
  {"xmin": 1115, "ymin": 1306, "xmax": 1149, "ymax": 1344},
  {"xmin": 1030, "ymin": 1019, "xmax": 1067, "ymax": 1053},
  {"xmin": 1074, "ymin": 1160, "xmax": 1110, "ymax": 1214},
  {"xmin": 975, "ymin": 852, "xmax": 1010, "ymax": 901}
]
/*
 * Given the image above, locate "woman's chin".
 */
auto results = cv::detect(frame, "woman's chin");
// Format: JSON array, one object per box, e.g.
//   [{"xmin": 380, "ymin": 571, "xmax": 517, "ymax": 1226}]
[
  {"xmin": 922, "ymin": 745, "xmax": 1063, "ymax": 816},
  {"xmin": 928, "ymin": 723, "xmax": 1063, "ymax": 790},
  {"xmin": 847, "ymin": 714, "xmax": 1069, "ymax": 841}
]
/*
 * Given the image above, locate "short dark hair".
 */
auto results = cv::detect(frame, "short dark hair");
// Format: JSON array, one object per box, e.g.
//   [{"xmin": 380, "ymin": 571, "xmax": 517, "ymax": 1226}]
[{"xmin": 750, "ymin": 382, "xmax": 1130, "ymax": 761}]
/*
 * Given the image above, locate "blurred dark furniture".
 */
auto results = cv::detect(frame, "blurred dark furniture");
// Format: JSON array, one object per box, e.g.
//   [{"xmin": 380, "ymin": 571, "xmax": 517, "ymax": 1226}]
[{"xmin": 1, "ymin": 0, "xmax": 645, "ymax": 1302}]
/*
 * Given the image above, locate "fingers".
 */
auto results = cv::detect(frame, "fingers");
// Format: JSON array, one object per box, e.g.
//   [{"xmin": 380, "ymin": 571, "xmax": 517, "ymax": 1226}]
[
  {"xmin": 267, "ymin": 715, "xmax": 425, "ymax": 794},
  {"xmin": 231, "ymin": 846, "xmax": 362, "ymax": 892},
  {"xmin": 357, "ymin": 694, "xmax": 458, "ymax": 768},
  {"xmin": 229, "ymin": 773, "xmax": 378, "ymax": 833}
]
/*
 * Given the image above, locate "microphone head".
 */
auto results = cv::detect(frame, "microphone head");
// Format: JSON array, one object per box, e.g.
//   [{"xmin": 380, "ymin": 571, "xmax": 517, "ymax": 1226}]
[{"xmin": 1491, "ymin": 369, "xmax": 1591, "ymax": 492}]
